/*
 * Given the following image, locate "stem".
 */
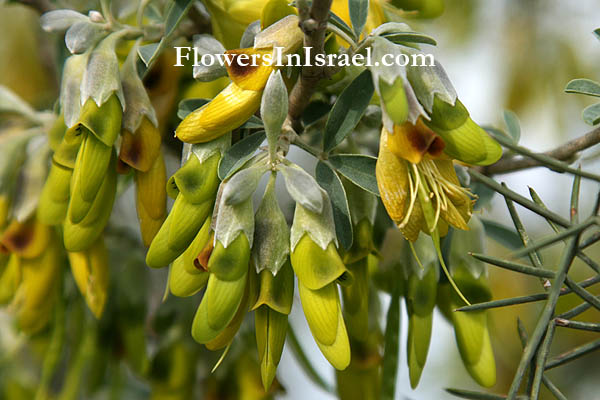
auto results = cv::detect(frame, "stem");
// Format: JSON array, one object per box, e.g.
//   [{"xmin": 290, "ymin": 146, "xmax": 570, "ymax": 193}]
[
  {"xmin": 485, "ymin": 126, "xmax": 600, "ymax": 175},
  {"xmin": 288, "ymin": 0, "xmax": 333, "ymax": 131},
  {"xmin": 506, "ymin": 235, "xmax": 580, "ymax": 399}
]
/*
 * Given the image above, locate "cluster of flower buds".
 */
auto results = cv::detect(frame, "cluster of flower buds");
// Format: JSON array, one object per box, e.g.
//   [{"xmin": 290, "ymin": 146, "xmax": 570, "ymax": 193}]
[{"xmin": 0, "ymin": 220, "xmax": 61, "ymax": 334}]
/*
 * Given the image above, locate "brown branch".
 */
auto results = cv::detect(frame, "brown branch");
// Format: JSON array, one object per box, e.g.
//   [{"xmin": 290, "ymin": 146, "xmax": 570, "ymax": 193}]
[
  {"xmin": 287, "ymin": 0, "xmax": 332, "ymax": 133},
  {"xmin": 485, "ymin": 126, "xmax": 600, "ymax": 175}
]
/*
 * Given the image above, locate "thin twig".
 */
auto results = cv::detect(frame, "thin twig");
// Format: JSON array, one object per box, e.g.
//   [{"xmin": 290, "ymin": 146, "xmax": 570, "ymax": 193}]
[
  {"xmin": 485, "ymin": 126, "xmax": 600, "ymax": 175},
  {"xmin": 287, "ymin": 0, "xmax": 333, "ymax": 132}
]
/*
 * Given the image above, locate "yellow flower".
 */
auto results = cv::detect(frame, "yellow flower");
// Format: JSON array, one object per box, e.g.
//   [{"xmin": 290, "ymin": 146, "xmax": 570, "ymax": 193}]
[
  {"xmin": 175, "ymin": 48, "xmax": 274, "ymax": 144},
  {"xmin": 376, "ymin": 125, "xmax": 474, "ymax": 241}
]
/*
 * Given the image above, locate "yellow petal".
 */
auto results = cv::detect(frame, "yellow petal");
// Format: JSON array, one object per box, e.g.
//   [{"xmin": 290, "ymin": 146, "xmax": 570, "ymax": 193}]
[
  {"xmin": 225, "ymin": 48, "xmax": 274, "ymax": 91},
  {"xmin": 376, "ymin": 130, "xmax": 409, "ymax": 222},
  {"xmin": 175, "ymin": 83, "xmax": 262, "ymax": 144},
  {"xmin": 119, "ymin": 117, "xmax": 162, "ymax": 172}
]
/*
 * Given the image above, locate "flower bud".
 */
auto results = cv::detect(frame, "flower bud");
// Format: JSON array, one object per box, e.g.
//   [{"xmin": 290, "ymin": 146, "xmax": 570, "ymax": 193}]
[
  {"xmin": 298, "ymin": 281, "xmax": 351, "ymax": 370},
  {"xmin": 253, "ymin": 261, "xmax": 293, "ymax": 389},
  {"xmin": 146, "ymin": 153, "xmax": 220, "ymax": 267},
  {"xmin": 63, "ymin": 151, "xmax": 117, "ymax": 252},
  {"xmin": 37, "ymin": 161, "xmax": 71, "ymax": 225},
  {"xmin": 405, "ymin": 263, "xmax": 437, "ymax": 388},
  {"xmin": 67, "ymin": 237, "xmax": 109, "ymax": 318},
  {"xmin": 135, "ymin": 151, "xmax": 167, "ymax": 247},
  {"xmin": 424, "ymin": 96, "xmax": 502, "ymax": 166},
  {"xmin": 191, "ymin": 233, "xmax": 250, "ymax": 343}
]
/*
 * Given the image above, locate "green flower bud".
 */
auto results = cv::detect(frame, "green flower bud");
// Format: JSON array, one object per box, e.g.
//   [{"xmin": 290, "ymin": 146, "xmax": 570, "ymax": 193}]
[
  {"xmin": 168, "ymin": 252, "xmax": 209, "ymax": 298},
  {"xmin": 191, "ymin": 234, "xmax": 250, "ymax": 343},
  {"xmin": 298, "ymin": 281, "xmax": 350, "ymax": 370},
  {"xmin": 37, "ymin": 161, "xmax": 71, "ymax": 225},
  {"xmin": 255, "ymin": 305, "xmax": 288, "ymax": 390},
  {"xmin": 406, "ymin": 265, "xmax": 437, "ymax": 388},
  {"xmin": 341, "ymin": 257, "xmax": 370, "ymax": 342},
  {"xmin": 68, "ymin": 133, "xmax": 112, "ymax": 222},
  {"xmin": 206, "ymin": 269, "xmax": 255, "ymax": 351},
  {"xmin": 0, "ymin": 254, "xmax": 20, "ymax": 305},
  {"xmin": 63, "ymin": 152, "xmax": 117, "ymax": 252},
  {"xmin": 448, "ymin": 264, "xmax": 496, "ymax": 388},
  {"xmin": 253, "ymin": 261, "xmax": 294, "ymax": 389},
  {"xmin": 290, "ymin": 234, "xmax": 348, "ymax": 290},
  {"xmin": 424, "ymin": 96, "xmax": 502, "ymax": 166},
  {"xmin": 146, "ymin": 153, "xmax": 220, "ymax": 268}
]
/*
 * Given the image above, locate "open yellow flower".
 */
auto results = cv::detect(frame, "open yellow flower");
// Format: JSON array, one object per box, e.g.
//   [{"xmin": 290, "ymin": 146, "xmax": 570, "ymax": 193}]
[
  {"xmin": 376, "ymin": 121, "xmax": 474, "ymax": 241},
  {"xmin": 175, "ymin": 48, "xmax": 274, "ymax": 144}
]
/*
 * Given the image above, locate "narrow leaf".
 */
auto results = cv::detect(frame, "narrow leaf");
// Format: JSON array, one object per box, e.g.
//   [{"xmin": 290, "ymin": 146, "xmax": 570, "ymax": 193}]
[
  {"xmin": 565, "ymin": 78, "xmax": 600, "ymax": 97},
  {"xmin": 324, "ymin": 69, "xmax": 374, "ymax": 151},
  {"xmin": 165, "ymin": 0, "xmax": 194, "ymax": 37},
  {"xmin": 583, "ymin": 102, "xmax": 600, "ymax": 125},
  {"xmin": 328, "ymin": 11, "xmax": 356, "ymax": 42},
  {"xmin": 381, "ymin": 286, "xmax": 401, "ymax": 400},
  {"xmin": 503, "ymin": 110, "xmax": 521, "ymax": 143},
  {"xmin": 381, "ymin": 32, "xmax": 437, "ymax": 46},
  {"xmin": 315, "ymin": 162, "xmax": 353, "ymax": 250},
  {"xmin": 348, "ymin": 0, "xmax": 369, "ymax": 38},
  {"xmin": 328, "ymin": 154, "xmax": 379, "ymax": 196},
  {"xmin": 137, "ymin": 43, "xmax": 159, "ymax": 67},
  {"xmin": 218, "ymin": 131, "xmax": 266, "ymax": 180},
  {"xmin": 480, "ymin": 219, "xmax": 523, "ymax": 250}
]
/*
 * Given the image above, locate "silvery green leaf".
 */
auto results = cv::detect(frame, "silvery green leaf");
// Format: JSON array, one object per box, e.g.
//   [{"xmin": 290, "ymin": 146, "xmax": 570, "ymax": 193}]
[
  {"xmin": 193, "ymin": 64, "xmax": 227, "ymax": 82},
  {"xmin": 278, "ymin": 163, "xmax": 323, "ymax": 214},
  {"xmin": 60, "ymin": 52, "xmax": 90, "ymax": 127},
  {"xmin": 214, "ymin": 196, "xmax": 255, "ymax": 248},
  {"xmin": 252, "ymin": 174, "xmax": 290, "ymax": 274},
  {"xmin": 12, "ymin": 135, "xmax": 51, "ymax": 222},
  {"xmin": 193, "ymin": 34, "xmax": 226, "ymax": 55},
  {"xmin": 218, "ymin": 131, "xmax": 266, "ymax": 180},
  {"xmin": 40, "ymin": 10, "xmax": 89, "ymax": 32},
  {"xmin": 0, "ymin": 86, "xmax": 38, "ymax": 122},
  {"xmin": 290, "ymin": 188, "xmax": 337, "ymax": 251},
  {"xmin": 448, "ymin": 216, "xmax": 486, "ymax": 278},
  {"xmin": 261, "ymin": 70, "xmax": 288, "ymax": 159},
  {"xmin": 222, "ymin": 163, "xmax": 268, "ymax": 206},
  {"xmin": 121, "ymin": 45, "xmax": 158, "ymax": 132},
  {"xmin": 343, "ymin": 177, "xmax": 376, "ymax": 226},
  {"xmin": 371, "ymin": 22, "xmax": 412, "ymax": 37},
  {"xmin": 241, "ymin": 20, "xmax": 261, "ymax": 48},
  {"xmin": 189, "ymin": 132, "xmax": 231, "ymax": 164},
  {"xmin": 192, "ymin": 34, "xmax": 227, "ymax": 81},
  {"xmin": 348, "ymin": 0, "xmax": 369, "ymax": 38},
  {"xmin": 405, "ymin": 55, "xmax": 457, "ymax": 113},
  {"xmin": 112, "ymin": 0, "xmax": 137, "ymax": 19},
  {"xmin": 81, "ymin": 32, "xmax": 125, "ymax": 110},
  {"xmin": 254, "ymin": 15, "xmax": 302, "ymax": 54},
  {"xmin": 315, "ymin": 161, "xmax": 352, "ymax": 250},
  {"xmin": 138, "ymin": 43, "xmax": 159, "ymax": 67},
  {"xmin": 0, "ymin": 132, "xmax": 33, "ymax": 195},
  {"xmin": 66, "ymin": 21, "xmax": 107, "ymax": 54}
]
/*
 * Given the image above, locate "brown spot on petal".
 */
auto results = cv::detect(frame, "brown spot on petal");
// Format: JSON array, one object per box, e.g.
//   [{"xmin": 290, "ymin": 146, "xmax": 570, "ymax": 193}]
[
  {"xmin": 0, "ymin": 220, "xmax": 33, "ymax": 254},
  {"xmin": 195, "ymin": 233, "xmax": 215, "ymax": 271},
  {"xmin": 227, "ymin": 51, "xmax": 259, "ymax": 78},
  {"xmin": 427, "ymin": 136, "xmax": 446, "ymax": 158}
]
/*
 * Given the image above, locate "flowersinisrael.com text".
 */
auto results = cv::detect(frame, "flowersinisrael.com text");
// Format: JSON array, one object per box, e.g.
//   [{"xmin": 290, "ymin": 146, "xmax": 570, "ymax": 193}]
[{"xmin": 173, "ymin": 46, "xmax": 435, "ymax": 68}]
